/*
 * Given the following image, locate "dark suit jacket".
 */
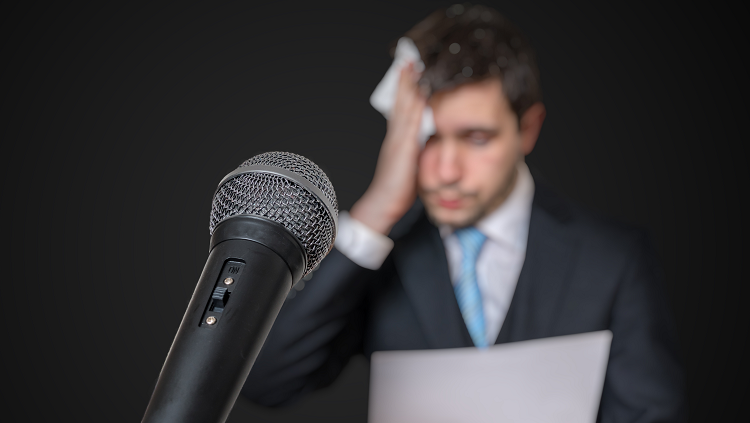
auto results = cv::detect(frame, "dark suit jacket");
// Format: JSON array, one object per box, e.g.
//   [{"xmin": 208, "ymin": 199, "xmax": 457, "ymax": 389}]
[{"xmin": 242, "ymin": 181, "xmax": 687, "ymax": 422}]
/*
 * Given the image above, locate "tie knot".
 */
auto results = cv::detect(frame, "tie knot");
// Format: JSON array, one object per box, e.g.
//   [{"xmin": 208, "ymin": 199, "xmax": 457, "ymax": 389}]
[{"xmin": 454, "ymin": 226, "xmax": 487, "ymax": 262}]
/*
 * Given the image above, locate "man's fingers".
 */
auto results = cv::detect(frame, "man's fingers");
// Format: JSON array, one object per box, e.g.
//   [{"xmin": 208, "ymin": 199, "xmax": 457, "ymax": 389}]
[
  {"xmin": 398, "ymin": 63, "xmax": 416, "ymax": 91},
  {"xmin": 394, "ymin": 71, "xmax": 425, "ymax": 128},
  {"xmin": 383, "ymin": 61, "xmax": 425, "ymax": 150},
  {"xmin": 394, "ymin": 64, "xmax": 421, "ymax": 109}
]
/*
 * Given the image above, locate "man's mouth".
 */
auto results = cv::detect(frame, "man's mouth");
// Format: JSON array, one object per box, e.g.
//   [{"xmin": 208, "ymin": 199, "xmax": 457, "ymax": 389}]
[
  {"xmin": 436, "ymin": 197, "xmax": 463, "ymax": 209},
  {"xmin": 421, "ymin": 188, "xmax": 476, "ymax": 211}
]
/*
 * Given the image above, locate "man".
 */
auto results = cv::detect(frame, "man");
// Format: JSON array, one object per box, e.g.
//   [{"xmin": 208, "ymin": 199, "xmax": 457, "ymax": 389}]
[{"xmin": 242, "ymin": 5, "xmax": 686, "ymax": 421}]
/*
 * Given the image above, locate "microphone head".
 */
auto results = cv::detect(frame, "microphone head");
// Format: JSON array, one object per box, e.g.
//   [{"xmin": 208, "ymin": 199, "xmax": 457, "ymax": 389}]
[{"xmin": 210, "ymin": 151, "xmax": 338, "ymax": 275}]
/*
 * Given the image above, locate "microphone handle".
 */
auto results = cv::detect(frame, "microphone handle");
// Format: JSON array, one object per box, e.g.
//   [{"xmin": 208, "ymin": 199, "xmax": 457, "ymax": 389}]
[{"xmin": 142, "ymin": 238, "xmax": 292, "ymax": 423}]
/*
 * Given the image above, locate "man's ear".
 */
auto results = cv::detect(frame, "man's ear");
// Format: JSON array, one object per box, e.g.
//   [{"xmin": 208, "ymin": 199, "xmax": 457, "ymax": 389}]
[{"xmin": 519, "ymin": 102, "xmax": 546, "ymax": 155}]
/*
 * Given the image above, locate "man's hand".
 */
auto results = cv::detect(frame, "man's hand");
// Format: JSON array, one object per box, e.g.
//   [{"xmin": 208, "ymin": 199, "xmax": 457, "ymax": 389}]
[{"xmin": 350, "ymin": 64, "xmax": 426, "ymax": 236}]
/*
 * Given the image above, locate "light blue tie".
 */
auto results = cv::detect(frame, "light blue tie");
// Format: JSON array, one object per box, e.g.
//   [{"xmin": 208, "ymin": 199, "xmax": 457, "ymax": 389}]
[{"xmin": 454, "ymin": 226, "xmax": 488, "ymax": 348}]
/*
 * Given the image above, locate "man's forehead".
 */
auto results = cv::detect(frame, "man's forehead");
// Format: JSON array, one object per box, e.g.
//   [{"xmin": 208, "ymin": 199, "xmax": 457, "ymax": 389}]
[{"xmin": 429, "ymin": 79, "xmax": 512, "ymax": 131}]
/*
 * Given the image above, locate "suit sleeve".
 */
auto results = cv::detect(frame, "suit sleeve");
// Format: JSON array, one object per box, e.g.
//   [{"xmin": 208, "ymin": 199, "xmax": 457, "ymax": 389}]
[
  {"xmin": 599, "ymin": 234, "xmax": 688, "ymax": 423},
  {"xmin": 240, "ymin": 247, "xmax": 376, "ymax": 406}
]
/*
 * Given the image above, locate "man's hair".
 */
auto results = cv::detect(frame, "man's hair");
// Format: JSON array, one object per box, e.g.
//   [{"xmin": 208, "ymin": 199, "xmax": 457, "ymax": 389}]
[{"xmin": 402, "ymin": 4, "xmax": 542, "ymax": 121}]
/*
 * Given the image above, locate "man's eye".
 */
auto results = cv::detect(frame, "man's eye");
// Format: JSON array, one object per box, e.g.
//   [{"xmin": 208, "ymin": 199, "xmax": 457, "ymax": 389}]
[{"xmin": 466, "ymin": 133, "xmax": 490, "ymax": 145}]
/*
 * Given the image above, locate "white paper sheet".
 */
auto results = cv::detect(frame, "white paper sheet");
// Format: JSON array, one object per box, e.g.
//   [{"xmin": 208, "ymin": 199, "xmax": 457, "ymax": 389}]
[{"xmin": 369, "ymin": 330, "xmax": 612, "ymax": 423}]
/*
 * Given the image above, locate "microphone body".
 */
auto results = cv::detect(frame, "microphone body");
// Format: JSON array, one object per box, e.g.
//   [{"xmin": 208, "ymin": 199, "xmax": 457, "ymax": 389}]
[
  {"xmin": 142, "ymin": 216, "xmax": 304, "ymax": 423},
  {"xmin": 142, "ymin": 152, "xmax": 338, "ymax": 423}
]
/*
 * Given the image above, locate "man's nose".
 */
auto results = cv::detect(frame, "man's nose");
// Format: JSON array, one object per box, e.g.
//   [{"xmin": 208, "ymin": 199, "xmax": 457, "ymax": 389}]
[{"xmin": 436, "ymin": 140, "xmax": 462, "ymax": 185}]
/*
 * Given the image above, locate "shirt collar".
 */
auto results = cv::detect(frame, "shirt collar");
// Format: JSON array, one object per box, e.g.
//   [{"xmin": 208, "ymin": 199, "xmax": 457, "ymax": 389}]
[{"xmin": 439, "ymin": 161, "xmax": 535, "ymax": 252}]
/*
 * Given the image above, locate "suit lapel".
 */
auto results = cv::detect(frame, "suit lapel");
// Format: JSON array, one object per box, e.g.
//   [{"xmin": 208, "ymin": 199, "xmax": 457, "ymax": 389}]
[
  {"xmin": 392, "ymin": 213, "xmax": 474, "ymax": 349},
  {"xmin": 496, "ymin": 183, "xmax": 580, "ymax": 344}
]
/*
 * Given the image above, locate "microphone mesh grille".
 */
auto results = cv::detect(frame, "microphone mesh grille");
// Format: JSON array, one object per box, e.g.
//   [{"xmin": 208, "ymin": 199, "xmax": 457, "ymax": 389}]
[{"xmin": 209, "ymin": 152, "xmax": 338, "ymax": 275}]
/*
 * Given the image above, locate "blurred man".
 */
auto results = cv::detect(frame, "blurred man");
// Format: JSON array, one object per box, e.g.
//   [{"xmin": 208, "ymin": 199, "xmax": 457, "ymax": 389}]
[{"xmin": 242, "ymin": 4, "xmax": 686, "ymax": 421}]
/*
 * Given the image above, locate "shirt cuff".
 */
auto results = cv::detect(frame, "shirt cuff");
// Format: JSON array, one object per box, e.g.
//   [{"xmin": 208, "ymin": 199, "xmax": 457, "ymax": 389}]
[{"xmin": 334, "ymin": 211, "xmax": 394, "ymax": 270}]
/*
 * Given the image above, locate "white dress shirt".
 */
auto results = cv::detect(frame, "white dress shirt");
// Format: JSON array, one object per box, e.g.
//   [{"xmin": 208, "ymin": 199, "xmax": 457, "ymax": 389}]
[{"xmin": 334, "ymin": 162, "xmax": 535, "ymax": 346}]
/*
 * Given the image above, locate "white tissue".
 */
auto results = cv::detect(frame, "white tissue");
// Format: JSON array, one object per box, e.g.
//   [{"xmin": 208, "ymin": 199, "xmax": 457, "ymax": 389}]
[{"xmin": 369, "ymin": 37, "xmax": 436, "ymax": 146}]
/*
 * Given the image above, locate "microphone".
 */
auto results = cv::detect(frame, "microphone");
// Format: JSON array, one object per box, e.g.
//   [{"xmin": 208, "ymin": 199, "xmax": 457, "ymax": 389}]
[{"xmin": 142, "ymin": 152, "xmax": 338, "ymax": 423}]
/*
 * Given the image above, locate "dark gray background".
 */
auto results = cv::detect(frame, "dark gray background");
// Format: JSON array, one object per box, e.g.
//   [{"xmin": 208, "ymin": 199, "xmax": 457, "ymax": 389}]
[{"xmin": 1, "ymin": 1, "xmax": 747, "ymax": 422}]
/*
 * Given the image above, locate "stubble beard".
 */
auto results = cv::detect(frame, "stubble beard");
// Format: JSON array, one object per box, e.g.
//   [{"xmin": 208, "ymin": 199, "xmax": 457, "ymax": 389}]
[{"xmin": 419, "ymin": 165, "xmax": 519, "ymax": 229}]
